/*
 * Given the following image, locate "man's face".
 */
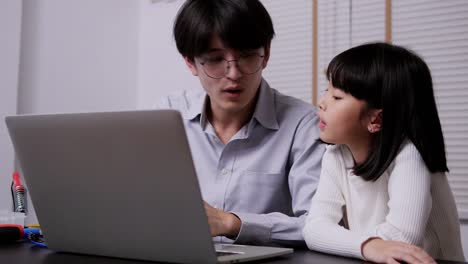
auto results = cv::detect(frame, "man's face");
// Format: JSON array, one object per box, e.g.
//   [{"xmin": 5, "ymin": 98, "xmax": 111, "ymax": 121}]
[{"xmin": 185, "ymin": 35, "xmax": 270, "ymax": 116}]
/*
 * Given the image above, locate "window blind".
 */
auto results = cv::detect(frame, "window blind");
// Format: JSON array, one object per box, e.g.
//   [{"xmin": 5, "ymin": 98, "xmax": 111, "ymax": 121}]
[
  {"xmin": 351, "ymin": 0, "xmax": 385, "ymax": 46},
  {"xmin": 261, "ymin": 0, "xmax": 313, "ymax": 103},
  {"xmin": 317, "ymin": 0, "xmax": 385, "ymax": 96},
  {"xmin": 317, "ymin": 0, "xmax": 351, "ymax": 96},
  {"xmin": 393, "ymin": 0, "xmax": 468, "ymax": 219}
]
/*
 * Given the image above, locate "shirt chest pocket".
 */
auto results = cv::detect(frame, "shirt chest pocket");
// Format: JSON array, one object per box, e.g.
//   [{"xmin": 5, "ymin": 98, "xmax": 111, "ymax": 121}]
[{"xmin": 230, "ymin": 170, "xmax": 289, "ymax": 213}]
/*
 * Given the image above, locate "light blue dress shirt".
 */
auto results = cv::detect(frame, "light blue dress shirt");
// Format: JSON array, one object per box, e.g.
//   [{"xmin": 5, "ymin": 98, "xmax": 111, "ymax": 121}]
[{"xmin": 157, "ymin": 79, "xmax": 325, "ymax": 247}]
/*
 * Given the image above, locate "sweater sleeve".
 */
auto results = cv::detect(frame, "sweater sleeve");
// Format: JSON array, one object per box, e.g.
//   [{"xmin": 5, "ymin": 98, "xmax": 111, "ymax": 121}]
[
  {"xmin": 373, "ymin": 142, "xmax": 432, "ymax": 246},
  {"xmin": 303, "ymin": 147, "xmax": 371, "ymax": 259}
]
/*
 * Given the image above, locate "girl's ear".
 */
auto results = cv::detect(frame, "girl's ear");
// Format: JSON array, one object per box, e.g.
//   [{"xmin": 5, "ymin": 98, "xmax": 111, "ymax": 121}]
[
  {"xmin": 367, "ymin": 109, "xmax": 382, "ymax": 133},
  {"xmin": 184, "ymin": 57, "xmax": 199, "ymax": 76}
]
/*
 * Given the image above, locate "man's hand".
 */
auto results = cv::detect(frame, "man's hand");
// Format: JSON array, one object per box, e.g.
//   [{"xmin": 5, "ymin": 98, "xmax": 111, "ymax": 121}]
[
  {"xmin": 362, "ymin": 238, "xmax": 436, "ymax": 264},
  {"xmin": 204, "ymin": 201, "xmax": 241, "ymax": 238}
]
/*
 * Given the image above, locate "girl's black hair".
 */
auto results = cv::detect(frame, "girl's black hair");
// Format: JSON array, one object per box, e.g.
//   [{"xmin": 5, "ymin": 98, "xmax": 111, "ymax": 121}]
[
  {"xmin": 173, "ymin": 0, "xmax": 275, "ymax": 61},
  {"xmin": 327, "ymin": 42, "xmax": 448, "ymax": 181}
]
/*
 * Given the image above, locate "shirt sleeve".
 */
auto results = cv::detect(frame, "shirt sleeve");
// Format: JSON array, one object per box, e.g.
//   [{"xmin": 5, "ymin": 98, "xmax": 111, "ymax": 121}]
[
  {"xmin": 232, "ymin": 112, "xmax": 326, "ymax": 247},
  {"xmin": 373, "ymin": 143, "xmax": 432, "ymax": 246},
  {"xmin": 153, "ymin": 92, "xmax": 184, "ymax": 109},
  {"xmin": 302, "ymin": 147, "xmax": 370, "ymax": 259}
]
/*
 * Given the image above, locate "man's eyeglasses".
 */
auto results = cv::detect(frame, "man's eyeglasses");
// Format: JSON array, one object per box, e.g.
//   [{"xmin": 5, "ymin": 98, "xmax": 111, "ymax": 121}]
[{"xmin": 197, "ymin": 53, "xmax": 265, "ymax": 79}]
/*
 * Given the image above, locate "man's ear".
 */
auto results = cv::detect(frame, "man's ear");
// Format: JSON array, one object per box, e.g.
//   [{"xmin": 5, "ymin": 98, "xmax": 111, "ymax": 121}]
[
  {"xmin": 184, "ymin": 57, "xmax": 199, "ymax": 76},
  {"xmin": 262, "ymin": 44, "xmax": 271, "ymax": 69},
  {"xmin": 367, "ymin": 109, "xmax": 382, "ymax": 133}
]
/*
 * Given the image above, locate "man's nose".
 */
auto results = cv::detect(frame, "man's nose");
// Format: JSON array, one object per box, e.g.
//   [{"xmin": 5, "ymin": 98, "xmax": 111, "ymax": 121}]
[{"xmin": 225, "ymin": 60, "xmax": 243, "ymax": 79}]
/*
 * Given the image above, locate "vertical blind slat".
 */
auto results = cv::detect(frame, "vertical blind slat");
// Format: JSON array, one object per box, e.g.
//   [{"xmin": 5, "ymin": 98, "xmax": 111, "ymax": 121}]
[{"xmin": 393, "ymin": 0, "xmax": 468, "ymax": 219}]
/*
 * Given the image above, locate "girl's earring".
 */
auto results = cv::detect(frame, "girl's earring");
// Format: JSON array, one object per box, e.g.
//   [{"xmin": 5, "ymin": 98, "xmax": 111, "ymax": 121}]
[{"xmin": 368, "ymin": 127, "xmax": 374, "ymax": 133}]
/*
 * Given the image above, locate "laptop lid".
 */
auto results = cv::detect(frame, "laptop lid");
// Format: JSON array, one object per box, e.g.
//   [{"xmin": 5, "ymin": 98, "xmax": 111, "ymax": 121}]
[
  {"xmin": 6, "ymin": 110, "xmax": 220, "ymax": 263},
  {"xmin": 6, "ymin": 110, "xmax": 293, "ymax": 263}
]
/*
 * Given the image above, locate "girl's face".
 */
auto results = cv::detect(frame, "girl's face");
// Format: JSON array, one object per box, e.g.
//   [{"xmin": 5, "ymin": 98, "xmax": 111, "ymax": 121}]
[{"xmin": 317, "ymin": 83, "xmax": 373, "ymax": 146}]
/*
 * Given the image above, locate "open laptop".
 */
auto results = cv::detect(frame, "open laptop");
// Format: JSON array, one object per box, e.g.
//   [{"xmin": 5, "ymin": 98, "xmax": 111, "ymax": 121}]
[{"xmin": 5, "ymin": 110, "xmax": 293, "ymax": 263}]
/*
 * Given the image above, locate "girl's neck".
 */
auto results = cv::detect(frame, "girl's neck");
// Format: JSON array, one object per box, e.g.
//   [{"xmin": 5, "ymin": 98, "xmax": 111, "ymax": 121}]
[{"xmin": 346, "ymin": 137, "xmax": 373, "ymax": 166}]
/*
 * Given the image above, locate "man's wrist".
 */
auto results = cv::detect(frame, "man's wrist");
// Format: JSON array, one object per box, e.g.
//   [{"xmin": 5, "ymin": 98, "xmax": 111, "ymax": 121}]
[{"xmin": 223, "ymin": 212, "xmax": 241, "ymax": 238}]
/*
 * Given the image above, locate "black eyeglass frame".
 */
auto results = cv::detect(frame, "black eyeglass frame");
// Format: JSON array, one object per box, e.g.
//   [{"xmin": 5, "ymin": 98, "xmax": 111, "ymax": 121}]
[{"xmin": 197, "ymin": 53, "xmax": 266, "ymax": 79}]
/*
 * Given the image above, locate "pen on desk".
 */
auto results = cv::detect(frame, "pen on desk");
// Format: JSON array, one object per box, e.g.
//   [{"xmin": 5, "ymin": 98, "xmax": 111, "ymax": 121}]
[
  {"xmin": 0, "ymin": 224, "xmax": 24, "ymax": 243},
  {"xmin": 11, "ymin": 171, "xmax": 27, "ymax": 214}
]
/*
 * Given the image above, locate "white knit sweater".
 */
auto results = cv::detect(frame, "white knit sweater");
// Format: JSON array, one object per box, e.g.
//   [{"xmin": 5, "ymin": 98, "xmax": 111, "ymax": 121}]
[{"xmin": 303, "ymin": 141, "xmax": 465, "ymax": 261}]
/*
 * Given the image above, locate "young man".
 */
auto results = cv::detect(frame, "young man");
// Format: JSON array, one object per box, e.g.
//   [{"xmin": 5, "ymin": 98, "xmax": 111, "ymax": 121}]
[{"xmin": 159, "ymin": 0, "xmax": 325, "ymax": 247}]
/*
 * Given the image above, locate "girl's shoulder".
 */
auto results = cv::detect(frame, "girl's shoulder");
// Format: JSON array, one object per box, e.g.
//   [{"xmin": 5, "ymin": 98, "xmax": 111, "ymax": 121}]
[
  {"xmin": 394, "ymin": 140, "xmax": 424, "ymax": 164},
  {"xmin": 387, "ymin": 140, "xmax": 428, "ymax": 175}
]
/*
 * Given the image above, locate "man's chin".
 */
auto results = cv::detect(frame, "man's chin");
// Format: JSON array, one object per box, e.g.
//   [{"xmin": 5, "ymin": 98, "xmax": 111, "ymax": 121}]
[
  {"xmin": 220, "ymin": 102, "xmax": 251, "ymax": 114},
  {"xmin": 223, "ymin": 105, "xmax": 247, "ymax": 114}
]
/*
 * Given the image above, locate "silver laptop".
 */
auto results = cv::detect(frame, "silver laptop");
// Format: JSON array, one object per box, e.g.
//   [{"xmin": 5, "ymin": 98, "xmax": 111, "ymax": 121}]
[{"xmin": 5, "ymin": 110, "xmax": 293, "ymax": 264}]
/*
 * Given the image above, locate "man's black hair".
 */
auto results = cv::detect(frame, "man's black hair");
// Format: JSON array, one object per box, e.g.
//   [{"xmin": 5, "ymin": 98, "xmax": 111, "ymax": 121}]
[{"xmin": 173, "ymin": 0, "xmax": 275, "ymax": 61}]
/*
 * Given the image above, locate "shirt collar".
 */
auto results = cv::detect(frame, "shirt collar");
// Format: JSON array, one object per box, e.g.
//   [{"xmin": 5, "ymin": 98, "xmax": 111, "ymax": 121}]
[
  {"xmin": 184, "ymin": 78, "xmax": 279, "ymax": 131},
  {"xmin": 251, "ymin": 79, "xmax": 279, "ymax": 130},
  {"xmin": 184, "ymin": 91, "xmax": 207, "ymax": 125}
]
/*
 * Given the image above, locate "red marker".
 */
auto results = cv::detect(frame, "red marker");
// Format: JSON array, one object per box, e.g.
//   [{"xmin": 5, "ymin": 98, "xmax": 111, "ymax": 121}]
[{"xmin": 12, "ymin": 171, "xmax": 27, "ymax": 213}]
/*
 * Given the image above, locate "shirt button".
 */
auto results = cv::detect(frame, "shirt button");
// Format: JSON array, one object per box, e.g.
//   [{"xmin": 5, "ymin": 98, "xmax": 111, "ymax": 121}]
[{"xmin": 221, "ymin": 168, "xmax": 229, "ymax": 176}]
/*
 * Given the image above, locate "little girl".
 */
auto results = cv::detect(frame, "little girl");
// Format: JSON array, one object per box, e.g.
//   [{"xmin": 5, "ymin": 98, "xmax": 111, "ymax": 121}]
[{"xmin": 303, "ymin": 42, "xmax": 465, "ymax": 263}]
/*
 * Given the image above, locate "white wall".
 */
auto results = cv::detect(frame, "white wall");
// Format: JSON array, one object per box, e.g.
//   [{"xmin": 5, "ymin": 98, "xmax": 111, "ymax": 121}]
[
  {"xmin": 137, "ymin": 0, "xmax": 199, "ymax": 109},
  {"xmin": 0, "ymin": 0, "xmax": 22, "ymax": 213},
  {"xmin": 18, "ymin": 0, "xmax": 139, "ymax": 115}
]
